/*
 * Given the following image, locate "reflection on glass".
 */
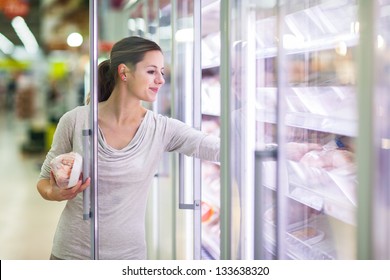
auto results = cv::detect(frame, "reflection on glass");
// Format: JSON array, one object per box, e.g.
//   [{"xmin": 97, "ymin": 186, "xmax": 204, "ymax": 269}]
[
  {"xmin": 254, "ymin": 0, "xmax": 359, "ymax": 259},
  {"xmin": 280, "ymin": 0, "xmax": 358, "ymax": 259},
  {"xmin": 373, "ymin": 0, "xmax": 390, "ymax": 259}
]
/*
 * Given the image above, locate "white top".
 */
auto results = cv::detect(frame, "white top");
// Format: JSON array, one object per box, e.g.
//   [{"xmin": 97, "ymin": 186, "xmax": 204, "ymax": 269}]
[{"xmin": 39, "ymin": 105, "xmax": 220, "ymax": 259}]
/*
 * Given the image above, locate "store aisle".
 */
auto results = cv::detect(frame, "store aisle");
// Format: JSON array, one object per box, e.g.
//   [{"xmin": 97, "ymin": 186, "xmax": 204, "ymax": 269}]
[{"xmin": 0, "ymin": 111, "xmax": 65, "ymax": 260}]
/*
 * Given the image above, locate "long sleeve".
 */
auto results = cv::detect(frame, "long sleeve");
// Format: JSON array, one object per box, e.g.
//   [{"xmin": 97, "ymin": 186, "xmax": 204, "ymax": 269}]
[
  {"xmin": 39, "ymin": 111, "xmax": 74, "ymax": 179},
  {"xmin": 38, "ymin": 106, "xmax": 88, "ymax": 180},
  {"xmin": 163, "ymin": 117, "xmax": 220, "ymax": 162}
]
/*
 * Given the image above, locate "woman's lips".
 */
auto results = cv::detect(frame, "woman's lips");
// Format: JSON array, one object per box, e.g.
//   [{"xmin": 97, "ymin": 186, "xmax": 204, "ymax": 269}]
[{"xmin": 149, "ymin": 87, "xmax": 159, "ymax": 93}]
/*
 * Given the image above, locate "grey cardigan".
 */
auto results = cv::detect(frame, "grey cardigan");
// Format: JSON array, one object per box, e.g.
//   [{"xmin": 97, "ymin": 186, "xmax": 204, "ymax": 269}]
[{"xmin": 39, "ymin": 105, "xmax": 220, "ymax": 259}]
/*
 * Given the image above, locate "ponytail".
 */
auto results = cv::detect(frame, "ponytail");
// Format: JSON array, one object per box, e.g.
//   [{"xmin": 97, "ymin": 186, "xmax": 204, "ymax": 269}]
[{"xmin": 98, "ymin": 59, "xmax": 115, "ymax": 102}]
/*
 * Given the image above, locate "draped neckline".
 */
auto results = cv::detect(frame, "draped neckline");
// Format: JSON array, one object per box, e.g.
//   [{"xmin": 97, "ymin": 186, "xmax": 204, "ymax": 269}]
[{"xmin": 97, "ymin": 109, "xmax": 151, "ymax": 153}]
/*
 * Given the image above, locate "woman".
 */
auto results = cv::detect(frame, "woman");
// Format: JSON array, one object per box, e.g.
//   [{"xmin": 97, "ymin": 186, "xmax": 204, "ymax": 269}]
[{"xmin": 37, "ymin": 36, "xmax": 220, "ymax": 260}]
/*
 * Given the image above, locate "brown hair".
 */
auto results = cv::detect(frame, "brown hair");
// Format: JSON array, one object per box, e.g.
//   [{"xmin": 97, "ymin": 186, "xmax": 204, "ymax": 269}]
[{"xmin": 96, "ymin": 36, "xmax": 162, "ymax": 102}]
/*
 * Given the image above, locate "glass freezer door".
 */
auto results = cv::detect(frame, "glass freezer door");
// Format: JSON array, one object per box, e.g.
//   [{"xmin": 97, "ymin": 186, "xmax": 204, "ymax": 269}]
[
  {"xmin": 275, "ymin": 0, "xmax": 359, "ymax": 259},
  {"xmin": 220, "ymin": 0, "xmax": 278, "ymax": 260},
  {"xmin": 251, "ymin": 0, "xmax": 280, "ymax": 260},
  {"xmin": 370, "ymin": 0, "xmax": 390, "ymax": 259}
]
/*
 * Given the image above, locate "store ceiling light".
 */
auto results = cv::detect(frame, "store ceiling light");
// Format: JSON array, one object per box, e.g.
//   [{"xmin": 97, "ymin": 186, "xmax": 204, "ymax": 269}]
[
  {"xmin": 0, "ymin": 33, "xmax": 15, "ymax": 55},
  {"xmin": 11, "ymin": 16, "xmax": 39, "ymax": 54},
  {"xmin": 67, "ymin": 32, "xmax": 83, "ymax": 47}
]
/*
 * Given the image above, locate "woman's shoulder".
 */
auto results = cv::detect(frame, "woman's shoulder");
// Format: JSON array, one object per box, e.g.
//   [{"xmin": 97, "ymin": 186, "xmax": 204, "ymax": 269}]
[
  {"xmin": 147, "ymin": 110, "xmax": 185, "ymax": 128},
  {"xmin": 69, "ymin": 105, "xmax": 89, "ymax": 115},
  {"xmin": 61, "ymin": 105, "xmax": 89, "ymax": 121}
]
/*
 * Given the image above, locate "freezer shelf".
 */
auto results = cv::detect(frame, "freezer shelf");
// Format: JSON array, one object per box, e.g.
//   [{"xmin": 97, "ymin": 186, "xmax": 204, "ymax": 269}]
[
  {"xmin": 255, "ymin": 0, "xmax": 358, "ymax": 58},
  {"xmin": 261, "ymin": 161, "xmax": 357, "ymax": 225},
  {"xmin": 285, "ymin": 112, "xmax": 356, "ymax": 136},
  {"xmin": 256, "ymin": 86, "xmax": 357, "ymax": 136},
  {"xmin": 288, "ymin": 159, "xmax": 357, "ymax": 224},
  {"xmin": 263, "ymin": 214, "xmax": 343, "ymax": 259},
  {"xmin": 285, "ymin": 85, "xmax": 357, "ymax": 136},
  {"xmin": 287, "ymin": 87, "xmax": 356, "ymax": 121},
  {"xmin": 288, "ymin": 160, "xmax": 357, "ymax": 206}
]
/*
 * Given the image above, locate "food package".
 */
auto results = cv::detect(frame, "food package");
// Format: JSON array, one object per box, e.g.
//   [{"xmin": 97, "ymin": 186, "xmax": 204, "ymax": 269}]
[
  {"xmin": 288, "ymin": 226, "xmax": 325, "ymax": 245},
  {"xmin": 300, "ymin": 148, "xmax": 355, "ymax": 170},
  {"xmin": 286, "ymin": 142, "xmax": 322, "ymax": 162},
  {"xmin": 264, "ymin": 201, "xmax": 320, "ymax": 228},
  {"xmin": 50, "ymin": 152, "xmax": 83, "ymax": 188}
]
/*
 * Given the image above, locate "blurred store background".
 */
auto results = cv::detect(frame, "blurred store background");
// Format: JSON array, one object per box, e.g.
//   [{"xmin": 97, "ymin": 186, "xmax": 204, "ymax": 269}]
[{"xmin": 0, "ymin": 0, "xmax": 98, "ymax": 260}]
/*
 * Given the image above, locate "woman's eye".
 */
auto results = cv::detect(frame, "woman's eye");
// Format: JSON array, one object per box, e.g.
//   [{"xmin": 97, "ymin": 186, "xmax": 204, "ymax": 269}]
[{"xmin": 147, "ymin": 70, "xmax": 155, "ymax": 74}]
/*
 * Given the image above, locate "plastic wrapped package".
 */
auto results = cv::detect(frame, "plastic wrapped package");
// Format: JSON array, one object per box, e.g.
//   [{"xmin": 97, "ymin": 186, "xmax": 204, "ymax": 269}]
[
  {"xmin": 50, "ymin": 152, "xmax": 83, "ymax": 188},
  {"xmin": 300, "ymin": 148, "xmax": 355, "ymax": 170},
  {"xmin": 288, "ymin": 226, "xmax": 325, "ymax": 245}
]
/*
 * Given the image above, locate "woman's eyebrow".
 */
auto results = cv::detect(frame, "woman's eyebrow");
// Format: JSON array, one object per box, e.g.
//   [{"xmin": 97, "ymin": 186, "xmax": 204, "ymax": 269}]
[{"xmin": 146, "ymin": 65, "xmax": 164, "ymax": 70}]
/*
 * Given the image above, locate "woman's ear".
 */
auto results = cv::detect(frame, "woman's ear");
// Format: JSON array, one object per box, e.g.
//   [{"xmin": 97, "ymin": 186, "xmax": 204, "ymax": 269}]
[{"xmin": 118, "ymin": 63, "xmax": 128, "ymax": 82}]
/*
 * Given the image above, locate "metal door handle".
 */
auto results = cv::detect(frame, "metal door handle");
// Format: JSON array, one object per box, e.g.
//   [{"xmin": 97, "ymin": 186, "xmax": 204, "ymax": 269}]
[{"xmin": 82, "ymin": 129, "xmax": 91, "ymax": 220}]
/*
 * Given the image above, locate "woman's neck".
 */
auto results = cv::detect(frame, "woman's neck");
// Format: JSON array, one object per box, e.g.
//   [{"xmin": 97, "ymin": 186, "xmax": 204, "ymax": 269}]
[{"xmin": 98, "ymin": 91, "xmax": 146, "ymax": 125}]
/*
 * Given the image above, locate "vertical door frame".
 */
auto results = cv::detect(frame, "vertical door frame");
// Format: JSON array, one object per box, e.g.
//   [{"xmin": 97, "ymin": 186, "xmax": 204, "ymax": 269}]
[
  {"xmin": 357, "ymin": 0, "xmax": 375, "ymax": 260},
  {"xmin": 193, "ymin": 0, "xmax": 203, "ymax": 260},
  {"xmin": 88, "ymin": 0, "xmax": 99, "ymax": 260},
  {"xmin": 220, "ymin": 0, "xmax": 232, "ymax": 260}
]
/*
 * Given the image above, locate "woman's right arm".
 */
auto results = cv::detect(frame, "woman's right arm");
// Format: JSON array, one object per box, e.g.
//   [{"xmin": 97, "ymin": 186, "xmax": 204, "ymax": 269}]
[
  {"xmin": 37, "ymin": 172, "xmax": 90, "ymax": 201},
  {"xmin": 37, "ymin": 107, "xmax": 90, "ymax": 201},
  {"xmin": 164, "ymin": 117, "xmax": 220, "ymax": 162}
]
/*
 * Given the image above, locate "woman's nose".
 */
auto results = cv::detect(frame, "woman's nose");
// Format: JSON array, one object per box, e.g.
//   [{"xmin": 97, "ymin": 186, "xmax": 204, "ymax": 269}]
[{"xmin": 156, "ymin": 73, "xmax": 165, "ymax": 84}]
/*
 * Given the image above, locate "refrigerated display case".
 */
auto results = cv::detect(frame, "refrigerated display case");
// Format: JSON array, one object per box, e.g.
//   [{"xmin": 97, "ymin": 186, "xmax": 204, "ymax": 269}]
[
  {"xmin": 219, "ymin": 0, "xmax": 363, "ymax": 260},
  {"xmin": 92, "ymin": 0, "xmax": 390, "ymax": 260},
  {"xmin": 255, "ymin": 0, "xmax": 359, "ymax": 259}
]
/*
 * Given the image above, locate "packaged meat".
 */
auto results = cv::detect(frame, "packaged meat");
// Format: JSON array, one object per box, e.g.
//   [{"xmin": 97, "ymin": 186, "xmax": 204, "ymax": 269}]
[
  {"xmin": 286, "ymin": 142, "xmax": 322, "ymax": 161},
  {"xmin": 331, "ymin": 149, "xmax": 355, "ymax": 169},
  {"xmin": 264, "ymin": 200, "xmax": 320, "ymax": 228},
  {"xmin": 289, "ymin": 226, "xmax": 325, "ymax": 245},
  {"xmin": 300, "ymin": 149, "xmax": 332, "ymax": 169},
  {"xmin": 300, "ymin": 148, "xmax": 355, "ymax": 170},
  {"xmin": 50, "ymin": 152, "xmax": 83, "ymax": 188}
]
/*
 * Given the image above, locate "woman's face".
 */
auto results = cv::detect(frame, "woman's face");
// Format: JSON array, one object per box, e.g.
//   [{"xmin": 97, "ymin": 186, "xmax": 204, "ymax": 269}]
[{"xmin": 127, "ymin": 50, "xmax": 165, "ymax": 102}]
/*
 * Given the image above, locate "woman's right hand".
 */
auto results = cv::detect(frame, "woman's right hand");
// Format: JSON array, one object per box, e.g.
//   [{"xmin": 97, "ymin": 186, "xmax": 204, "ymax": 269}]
[{"xmin": 38, "ymin": 172, "xmax": 91, "ymax": 202}]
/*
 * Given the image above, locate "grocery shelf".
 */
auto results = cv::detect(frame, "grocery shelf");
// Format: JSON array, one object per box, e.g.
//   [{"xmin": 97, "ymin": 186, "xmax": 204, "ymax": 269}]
[
  {"xmin": 260, "ymin": 160, "xmax": 357, "ymax": 225},
  {"xmin": 256, "ymin": 86, "xmax": 358, "ymax": 136},
  {"xmin": 285, "ymin": 112, "xmax": 356, "ymax": 136},
  {"xmin": 263, "ymin": 214, "xmax": 355, "ymax": 259},
  {"xmin": 255, "ymin": 0, "xmax": 358, "ymax": 58}
]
